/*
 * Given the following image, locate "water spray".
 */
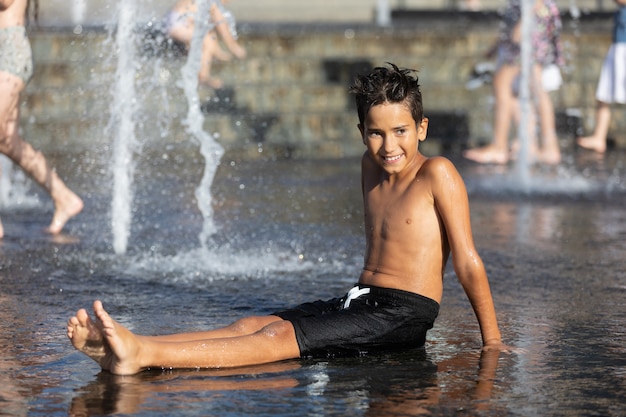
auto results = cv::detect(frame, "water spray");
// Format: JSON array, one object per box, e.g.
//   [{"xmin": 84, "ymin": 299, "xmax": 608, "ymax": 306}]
[
  {"xmin": 110, "ymin": 1, "xmax": 139, "ymax": 254},
  {"xmin": 180, "ymin": 0, "xmax": 225, "ymax": 250}
]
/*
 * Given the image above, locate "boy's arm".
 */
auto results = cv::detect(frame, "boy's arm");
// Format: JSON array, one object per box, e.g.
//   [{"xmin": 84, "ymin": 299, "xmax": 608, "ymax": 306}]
[{"xmin": 429, "ymin": 157, "xmax": 506, "ymax": 350}]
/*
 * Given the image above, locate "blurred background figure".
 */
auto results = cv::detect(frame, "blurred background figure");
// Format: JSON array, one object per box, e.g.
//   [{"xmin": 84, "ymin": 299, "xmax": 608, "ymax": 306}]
[
  {"xmin": 0, "ymin": 0, "xmax": 83, "ymax": 238},
  {"xmin": 463, "ymin": 0, "xmax": 564, "ymax": 165},
  {"xmin": 164, "ymin": 0, "xmax": 246, "ymax": 89},
  {"xmin": 576, "ymin": 0, "xmax": 626, "ymax": 153}
]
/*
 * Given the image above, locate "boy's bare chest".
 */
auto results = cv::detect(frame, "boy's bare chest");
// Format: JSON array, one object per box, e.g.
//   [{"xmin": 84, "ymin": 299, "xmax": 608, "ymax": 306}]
[{"xmin": 365, "ymin": 184, "xmax": 436, "ymax": 235}]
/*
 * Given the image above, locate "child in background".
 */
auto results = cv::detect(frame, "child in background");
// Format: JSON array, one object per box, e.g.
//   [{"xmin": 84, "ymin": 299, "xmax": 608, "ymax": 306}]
[
  {"xmin": 463, "ymin": 0, "xmax": 564, "ymax": 165},
  {"xmin": 165, "ymin": 0, "xmax": 246, "ymax": 88},
  {"xmin": 577, "ymin": 0, "xmax": 626, "ymax": 153},
  {"xmin": 0, "ymin": 0, "xmax": 83, "ymax": 238}
]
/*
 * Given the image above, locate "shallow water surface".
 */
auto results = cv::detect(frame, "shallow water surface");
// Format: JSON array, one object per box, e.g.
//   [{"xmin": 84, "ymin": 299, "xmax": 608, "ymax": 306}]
[{"xmin": 1, "ymin": 149, "xmax": 625, "ymax": 416}]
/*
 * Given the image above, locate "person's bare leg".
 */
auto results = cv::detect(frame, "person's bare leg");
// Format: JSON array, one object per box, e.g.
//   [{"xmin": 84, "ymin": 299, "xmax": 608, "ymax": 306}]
[
  {"xmin": 511, "ymin": 96, "xmax": 540, "ymax": 162},
  {"xmin": 532, "ymin": 66, "xmax": 561, "ymax": 164},
  {"xmin": 463, "ymin": 65, "xmax": 519, "ymax": 164},
  {"xmin": 68, "ymin": 301, "xmax": 301, "ymax": 375},
  {"xmin": 198, "ymin": 32, "xmax": 225, "ymax": 88},
  {"xmin": 0, "ymin": 72, "xmax": 83, "ymax": 234},
  {"xmin": 577, "ymin": 100, "xmax": 610, "ymax": 153}
]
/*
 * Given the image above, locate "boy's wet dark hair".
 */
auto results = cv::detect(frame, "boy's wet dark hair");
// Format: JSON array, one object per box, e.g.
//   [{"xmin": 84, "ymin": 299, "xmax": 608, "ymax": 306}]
[{"xmin": 350, "ymin": 63, "xmax": 423, "ymax": 126}]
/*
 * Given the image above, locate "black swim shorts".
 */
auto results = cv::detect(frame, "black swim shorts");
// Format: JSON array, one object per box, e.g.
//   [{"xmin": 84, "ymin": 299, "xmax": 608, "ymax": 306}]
[{"xmin": 273, "ymin": 284, "xmax": 440, "ymax": 358}]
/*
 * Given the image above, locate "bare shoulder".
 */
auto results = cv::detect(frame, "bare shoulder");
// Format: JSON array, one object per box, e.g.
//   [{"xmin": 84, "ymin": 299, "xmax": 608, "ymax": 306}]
[
  {"xmin": 419, "ymin": 156, "xmax": 467, "ymax": 198},
  {"xmin": 419, "ymin": 156, "xmax": 462, "ymax": 179}
]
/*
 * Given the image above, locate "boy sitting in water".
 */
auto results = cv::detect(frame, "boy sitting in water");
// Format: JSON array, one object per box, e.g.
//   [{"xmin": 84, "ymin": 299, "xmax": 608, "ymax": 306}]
[{"xmin": 67, "ymin": 63, "xmax": 508, "ymax": 375}]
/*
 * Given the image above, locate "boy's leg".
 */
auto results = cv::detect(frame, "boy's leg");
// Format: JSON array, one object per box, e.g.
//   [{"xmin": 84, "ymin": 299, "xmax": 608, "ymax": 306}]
[
  {"xmin": 67, "ymin": 301, "xmax": 301, "ymax": 375},
  {"xmin": 147, "ymin": 314, "xmax": 284, "ymax": 342}
]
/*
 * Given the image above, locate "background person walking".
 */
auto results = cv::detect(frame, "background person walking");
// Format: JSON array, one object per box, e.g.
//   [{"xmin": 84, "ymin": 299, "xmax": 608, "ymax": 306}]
[
  {"xmin": 577, "ymin": 0, "xmax": 626, "ymax": 153},
  {"xmin": 0, "ymin": 0, "xmax": 83, "ymax": 238}
]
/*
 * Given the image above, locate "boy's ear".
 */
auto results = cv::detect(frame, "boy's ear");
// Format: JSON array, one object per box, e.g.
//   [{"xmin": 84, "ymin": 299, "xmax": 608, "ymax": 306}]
[
  {"xmin": 418, "ymin": 117, "xmax": 429, "ymax": 141},
  {"xmin": 357, "ymin": 124, "xmax": 365, "ymax": 142}
]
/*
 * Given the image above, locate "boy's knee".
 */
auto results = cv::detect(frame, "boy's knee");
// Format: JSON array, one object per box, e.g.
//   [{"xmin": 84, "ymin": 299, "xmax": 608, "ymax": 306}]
[
  {"xmin": 231, "ymin": 315, "xmax": 281, "ymax": 335},
  {"xmin": 259, "ymin": 321, "xmax": 300, "ymax": 357},
  {"xmin": 260, "ymin": 320, "xmax": 295, "ymax": 339}
]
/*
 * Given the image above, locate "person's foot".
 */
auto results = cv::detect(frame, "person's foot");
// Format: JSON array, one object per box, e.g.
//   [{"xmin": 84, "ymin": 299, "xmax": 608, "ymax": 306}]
[
  {"xmin": 67, "ymin": 300, "xmax": 144, "ymax": 375},
  {"xmin": 462, "ymin": 146, "xmax": 509, "ymax": 164},
  {"xmin": 0, "ymin": 216, "xmax": 3, "ymax": 239},
  {"xmin": 509, "ymin": 138, "xmax": 539, "ymax": 162},
  {"xmin": 537, "ymin": 149, "xmax": 561, "ymax": 165},
  {"xmin": 576, "ymin": 136, "xmax": 606, "ymax": 153},
  {"xmin": 47, "ymin": 193, "xmax": 83, "ymax": 235},
  {"xmin": 199, "ymin": 76, "xmax": 224, "ymax": 89},
  {"xmin": 67, "ymin": 307, "xmax": 108, "ymax": 364}
]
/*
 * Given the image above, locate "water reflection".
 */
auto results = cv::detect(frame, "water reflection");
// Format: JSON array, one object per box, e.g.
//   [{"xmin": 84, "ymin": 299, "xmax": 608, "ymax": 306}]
[
  {"xmin": 69, "ymin": 363, "xmax": 300, "ymax": 415},
  {"xmin": 66, "ymin": 349, "xmax": 508, "ymax": 416},
  {"xmin": 0, "ymin": 295, "xmax": 29, "ymax": 416}
]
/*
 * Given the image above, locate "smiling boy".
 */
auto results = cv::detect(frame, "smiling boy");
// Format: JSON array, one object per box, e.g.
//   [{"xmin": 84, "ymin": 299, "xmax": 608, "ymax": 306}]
[{"xmin": 67, "ymin": 64, "xmax": 506, "ymax": 375}]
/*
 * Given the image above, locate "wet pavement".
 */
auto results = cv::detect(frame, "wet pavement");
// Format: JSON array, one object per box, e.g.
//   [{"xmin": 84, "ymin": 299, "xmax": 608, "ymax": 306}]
[{"xmin": 0, "ymin": 148, "xmax": 625, "ymax": 416}]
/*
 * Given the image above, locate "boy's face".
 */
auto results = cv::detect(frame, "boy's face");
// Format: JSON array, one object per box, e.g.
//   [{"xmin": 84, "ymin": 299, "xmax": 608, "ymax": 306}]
[{"xmin": 359, "ymin": 101, "xmax": 428, "ymax": 175}]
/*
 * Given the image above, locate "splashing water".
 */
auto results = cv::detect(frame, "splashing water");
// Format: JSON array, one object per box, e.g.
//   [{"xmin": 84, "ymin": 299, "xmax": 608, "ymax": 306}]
[
  {"xmin": 109, "ymin": 1, "xmax": 139, "ymax": 255},
  {"xmin": 0, "ymin": 156, "xmax": 39, "ymax": 210},
  {"xmin": 516, "ymin": 0, "xmax": 534, "ymax": 191},
  {"xmin": 180, "ymin": 0, "xmax": 225, "ymax": 250},
  {"xmin": 107, "ymin": 0, "xmax": 225, "ymax": 254}
]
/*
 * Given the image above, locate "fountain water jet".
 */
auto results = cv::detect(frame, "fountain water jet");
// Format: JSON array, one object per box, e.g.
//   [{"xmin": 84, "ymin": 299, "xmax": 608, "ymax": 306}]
[
  {"xmin": 0, "ymin": 156, "xmax": 39, "ymax": 210},
  {"xmin": 515, "ymin": 0, "xmax": 534, "ymax": 192},
  {"xmin": 179, "ymin": 0, "xmax": 225, "ymax": 249},
  {"xmin": 109, "ymin": 1, "xmax": 139, "ymax": 255},
  {"xmin": 107, "ymin": 0, "xmax": 224, "ymax": 254}
]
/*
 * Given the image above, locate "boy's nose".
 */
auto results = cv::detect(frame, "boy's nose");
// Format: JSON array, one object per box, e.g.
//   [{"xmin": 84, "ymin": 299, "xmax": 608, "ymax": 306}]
[{"xmin": 383, "ymin": 136, "xmax": 397, "ymax": 153}]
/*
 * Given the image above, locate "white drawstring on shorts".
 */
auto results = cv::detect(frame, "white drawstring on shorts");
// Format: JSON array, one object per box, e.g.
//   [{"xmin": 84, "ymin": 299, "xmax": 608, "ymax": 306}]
[{"xmin": 343, "ymin": 286, "xmax": 371, "ymax": 309}]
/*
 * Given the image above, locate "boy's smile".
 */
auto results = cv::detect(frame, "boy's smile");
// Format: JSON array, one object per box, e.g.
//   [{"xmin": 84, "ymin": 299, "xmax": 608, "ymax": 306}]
[{"xmin": 359, "ymin": 102, "xmax": 428, "ymax": 175}]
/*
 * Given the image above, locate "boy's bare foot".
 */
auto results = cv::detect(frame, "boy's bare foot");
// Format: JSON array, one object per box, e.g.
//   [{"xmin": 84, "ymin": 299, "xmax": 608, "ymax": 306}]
[
  {"xmin": 67, "ymin": 307, "xmax": 108, "ymax": 364},
  {"xmin": 46, "ymin": 193, "xmax": 83, "ymax": 235},
  {"xmin": 67, "ymin": 300, "xmax": 145, "ymax": 375},
  {"xmin": 0, "ymin": 217, "xmax": 3, "ymax": 239},
  {"xmin": 576, "ymin": 136, "xmax": 606, "ymax": 153},
  {"xmin": 462, "ymin": 146, "xmax": 509, "ymax": 164}
]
